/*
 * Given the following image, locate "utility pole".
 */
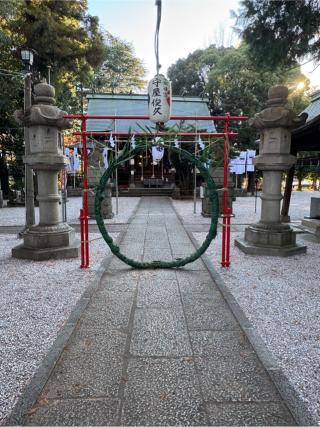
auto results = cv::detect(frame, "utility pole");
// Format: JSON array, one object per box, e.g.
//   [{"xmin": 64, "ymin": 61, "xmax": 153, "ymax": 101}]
[{"xmin": 24, "ymin": 73, "xmax": 35, "ymax": 230}]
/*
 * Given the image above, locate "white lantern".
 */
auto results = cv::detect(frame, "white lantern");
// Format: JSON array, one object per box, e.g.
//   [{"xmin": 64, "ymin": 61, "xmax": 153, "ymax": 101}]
[{"xmin": 148, "ymin": 74, "xmax": 171, "ymax": 124}]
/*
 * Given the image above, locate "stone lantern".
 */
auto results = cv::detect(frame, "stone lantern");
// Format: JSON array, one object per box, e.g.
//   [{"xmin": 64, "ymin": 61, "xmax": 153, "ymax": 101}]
[
  {"xmin": 12, "ymin": 81, "xmax": 79, "ymax": 260},
  {"xmin": 235, "ymin": 85, "xmax": 307, "ymax": 256}
]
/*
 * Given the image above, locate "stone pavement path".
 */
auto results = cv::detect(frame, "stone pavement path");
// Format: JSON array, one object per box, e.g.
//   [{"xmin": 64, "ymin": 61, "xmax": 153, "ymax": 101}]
[{"xmin": 25, "ymin": 197, "xmax": 295, "ymax": 426}]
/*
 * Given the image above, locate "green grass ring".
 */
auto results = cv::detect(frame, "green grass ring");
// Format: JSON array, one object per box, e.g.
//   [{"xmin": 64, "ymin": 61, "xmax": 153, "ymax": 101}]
[{"xmin": 95, "ymin": 141, "xmax": 219, "ymax": 269}]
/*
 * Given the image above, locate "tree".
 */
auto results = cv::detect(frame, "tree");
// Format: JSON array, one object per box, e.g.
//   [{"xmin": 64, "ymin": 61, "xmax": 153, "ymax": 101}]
[
  {"xmin": 207, "ymin": 44, "xmax": 310, "ymax": 145},
  {"xmin": 308, "ymin": 168, "xmax": 320, "ymax": 190},
  {"xmin": 167, "ymin": 46, "xmax": 229, "ymax": 98},
  {"xmin": 168, "ymin": 43, "xmax": 309, "ymax": 148},
  {"xmin": 6, "ymin": 0, "xmax": 106, "ymax": 110},
  {"xmin": 234, "ymin": 0, "xmax": 320, "ymax": 68},
  {"xmin": 91, "ymin": 33, "xmax": 146, "ymax": 94},
  {"xmin": 295, "ymin": 165, "xmax": 309, "ymax": 191},
  {"xmin": 0, "ymin": 0, "xmax": 24, "ymax": 196},
  {"xmin": 167, "ymin": 43, "xmax": 310, "ymax": 193},
  {"xmin": 0, "ymin": 0, "xmax": 106, "ymax": 194}
]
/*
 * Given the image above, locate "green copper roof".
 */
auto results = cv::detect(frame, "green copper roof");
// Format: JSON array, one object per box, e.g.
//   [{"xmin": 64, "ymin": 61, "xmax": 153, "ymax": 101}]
[
  {"xmin": 302, "ymin": 90, "xmax": 320, "ymax": 122},
  {"xmin": 86, "ymin": 93, "xmax": 216, "ymax": 133}
]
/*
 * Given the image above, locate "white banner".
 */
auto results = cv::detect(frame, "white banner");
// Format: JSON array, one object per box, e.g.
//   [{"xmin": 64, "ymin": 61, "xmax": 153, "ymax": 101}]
[
  {"xmin": 152, "ymin": 145, "xmax": 164, "ymax": 163},
  {"xmin": 102, "ymin": 147, "xmax": 109, "ymax": 169}
]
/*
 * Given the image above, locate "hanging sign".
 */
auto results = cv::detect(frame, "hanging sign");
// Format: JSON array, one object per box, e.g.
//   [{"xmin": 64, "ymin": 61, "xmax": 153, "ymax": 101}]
[
  {"xmin": 148, "ymin": 74, "xmax": 171, "ymax": 124},
  {"xmin": 73, "ymin": 147, "xmax": 81, "ymax": 171},
  {"xmin": 102, "ymin": 147, "xmax": 109, "ymax": 169},
  {"xmin": 151, "ymin": 137, "xmax": 165, "ymax": 163},
  {"xmin": 152, "ymin": 145, "xmax": 164, "ymax": 163},
  {"xmin": 247, "ymin": 150, "xmax": 256, "ymax": 172}
]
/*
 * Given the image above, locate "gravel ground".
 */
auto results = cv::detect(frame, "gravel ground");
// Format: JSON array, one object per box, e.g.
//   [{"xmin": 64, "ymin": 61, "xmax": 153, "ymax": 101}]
[
  {"xmin": 0, "ymin": 232, "xmax": 118, "ymax": 425},
  {"xmin": 171, "ymin": 199, "xmax": 211, "ymax": 225},
  {"xmin": 183, "ymin": 191, "xmax": 320, "ymax": 424},
  {"xmin": 65, "ymin": 196, "xmax": 140, "ymax": 224},
  {"xmin": 0, "ymin": 196, "xmax": 140, "ymax": 226}
]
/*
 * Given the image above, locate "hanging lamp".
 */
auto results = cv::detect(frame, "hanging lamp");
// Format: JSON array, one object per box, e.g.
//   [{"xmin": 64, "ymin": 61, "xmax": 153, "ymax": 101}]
[{"xmin": 148, "ymin": 0, "xmax": 171, "ymax": 125}]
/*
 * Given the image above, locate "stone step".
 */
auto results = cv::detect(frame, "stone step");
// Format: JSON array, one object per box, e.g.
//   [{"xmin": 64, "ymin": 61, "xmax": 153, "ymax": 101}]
[{"xmin": 117, "ymin": 188, "xmax": 173, "ymax": 197}]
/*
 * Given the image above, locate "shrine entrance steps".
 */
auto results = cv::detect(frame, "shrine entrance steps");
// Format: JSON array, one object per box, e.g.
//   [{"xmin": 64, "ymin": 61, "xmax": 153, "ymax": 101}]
[
  {"xmin": 117, "ymin": 186, "xmax": 173, "ymax": 197},
  {"xmin": 24, "ymin": 197, "xmax": 295, "ymax": 426}
]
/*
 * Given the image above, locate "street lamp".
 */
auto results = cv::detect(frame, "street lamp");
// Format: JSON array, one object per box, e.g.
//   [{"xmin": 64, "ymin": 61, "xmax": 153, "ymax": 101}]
[{"xmin": 21, "ymin": 47, "xmax": 35, "ymax": 70}]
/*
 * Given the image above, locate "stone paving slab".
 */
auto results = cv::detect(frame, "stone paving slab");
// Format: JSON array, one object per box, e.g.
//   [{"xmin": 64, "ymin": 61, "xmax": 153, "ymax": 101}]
[
  {"xmin": 79, "ymin": 292, "xmax": 134, "ymax": 331},
  {"xmin": 121, "ymin": 358, "xmax": 206, "ymax": 426},
  {"xmin": 206, "ymin": 402, "xmax": 294, "ymax": 426},
  {"xmin": 190, "ymin": 330, "xmax": 256, "ymax": 358},
  {"xmin": 66, "ymin": 329, "xmax": 127, "ymax": 355},
  {"xmin": 25, "ymin": 398, "xmax": 120, "ymax": 426},
  {"xmin": 42, "ymin": 351, "xmax": 123, "ymax": 399},
  {"xmin": 130, "ymin": 308, "xmax": 192, "ymax": 357},
  {"xmin": 195, "ymin": 356, "xmax": 281, "ymax": 402},
  {"xmin": 24, "ymin": 197, "xmax": 295, "ymax": 426},
  {"xmin": 184, "ymin": 299, "xmax": 240, "ymax": 331},
  {"xmin": 136, "ymin": 278, "xmax": 180, "ymax": 308}
]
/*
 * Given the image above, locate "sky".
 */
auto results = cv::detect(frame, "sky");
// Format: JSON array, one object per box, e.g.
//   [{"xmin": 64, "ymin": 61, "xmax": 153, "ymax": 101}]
[{"xmin": 88, "ymin": 0, "xmax": 320, "ymax": 90}]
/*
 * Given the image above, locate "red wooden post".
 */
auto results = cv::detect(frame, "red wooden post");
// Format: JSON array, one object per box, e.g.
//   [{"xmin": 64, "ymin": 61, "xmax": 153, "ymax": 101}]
[
  {"xmin": 81, "ymin": 119, "xmax": 89, "ymax": 268},
  {"xmin": 226, "ymin": 207, "xmax": 231, "ymax": 267},
  {"xmin": 221, "ymin": 113, "xmax": 230, "ymax": 267},
  {"xmin": 80, "ymin": 208, "xmax": 85, "ymax": 268}
]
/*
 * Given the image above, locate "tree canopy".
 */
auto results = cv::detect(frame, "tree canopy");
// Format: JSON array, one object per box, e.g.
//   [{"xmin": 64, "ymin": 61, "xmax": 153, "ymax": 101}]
[
  {"xmin": 91, "ymin": 32, "xmax": 146, "ymax": 94},
  {"xmin": 0, "ymin": 1, "xmax": 24, "ymax": 195},
  {"xmin": 1, "ymin": 0, "xmax": 106, "ymax": 111},
  {"xmin": 0, "ymin": 0, "xmax": 149, "ymax": 195},
  {"xmin": 234, "ymin": 0, "xmax": 320, "ymax": 68},
  {"xmin": 167, "ymin": 43, "xmax": 309, "ymax": 147}
]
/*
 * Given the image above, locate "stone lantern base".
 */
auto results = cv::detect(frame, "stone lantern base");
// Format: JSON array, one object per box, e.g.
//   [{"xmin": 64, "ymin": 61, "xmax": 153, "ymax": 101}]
[
  {"xmin": 87, "ymin": 168, "xmax": 113, "ymax": 219},
  {"xmin": 235, "ymin": 223, "xmax": 306, "ymax": 256},
  {"xmin": 12, "ymin": 223, "xmax": 79, "ymax": 261}
]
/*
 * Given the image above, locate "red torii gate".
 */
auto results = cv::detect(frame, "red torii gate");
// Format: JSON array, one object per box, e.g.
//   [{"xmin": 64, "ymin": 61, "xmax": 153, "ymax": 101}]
[{"xmin": 64, "ymin": 113, "xmax": 248, "ymax": 269}]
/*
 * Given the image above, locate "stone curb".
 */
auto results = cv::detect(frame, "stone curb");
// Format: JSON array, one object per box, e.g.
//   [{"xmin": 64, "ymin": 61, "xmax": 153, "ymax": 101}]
[
  {"xmin": 180, "ymin": 218, "xmax": 315, "ymax": 426},
  {"xmin": 3, "ymin": 199, "xmax": 143, "ymax": 426}
]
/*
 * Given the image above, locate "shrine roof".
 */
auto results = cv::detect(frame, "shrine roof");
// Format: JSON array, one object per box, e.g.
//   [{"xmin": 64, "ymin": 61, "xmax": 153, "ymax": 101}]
[
  {"xmin": 85, "ymin": 93, "xmax": 216, "ymax": 134},
  {"xmin": 292, "ymin": 90, "xmax": 320, "ymax": 152},
  {"xmin": 302, "ymin": 90, "xmax": 320, "ymax": 122}
]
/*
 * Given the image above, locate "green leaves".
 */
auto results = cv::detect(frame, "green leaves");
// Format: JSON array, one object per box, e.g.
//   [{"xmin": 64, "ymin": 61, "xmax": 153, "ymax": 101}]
[
  {"xmin": 90, "ymin": 32, "xmax": 146, "ymax": 94},
  {"xmin": 235, "ymin": 0, "xmax": 320, "ymax": 67},
  {"xmin": 167, "ymin": 42, "xmax": 310, "ymax": 150}
]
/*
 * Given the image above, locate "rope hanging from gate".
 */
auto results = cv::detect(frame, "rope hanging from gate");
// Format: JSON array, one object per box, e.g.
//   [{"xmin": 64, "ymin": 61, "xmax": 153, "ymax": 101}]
[{"xmin": 154, "ymin": 0, "xmax": 162, "ymax": 74}]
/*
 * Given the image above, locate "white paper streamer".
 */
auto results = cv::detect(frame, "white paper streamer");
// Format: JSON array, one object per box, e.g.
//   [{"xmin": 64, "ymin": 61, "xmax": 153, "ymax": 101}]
[
  {"xmin": 198, "ymin": 135, "xmax": 205, "ymax": 150},
  {"xmin": 102, "ymin": 147, "xmax": 109, "ymax": 169},
  {"xmin": 109, "ymin": 133, "xmax": 115, "ymax": 148},
  {"xmin": 131, "ymin": 134, "xmax": 136, "ymax": 149}
]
